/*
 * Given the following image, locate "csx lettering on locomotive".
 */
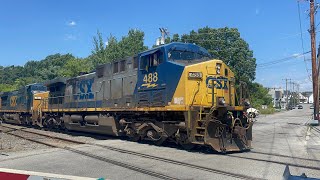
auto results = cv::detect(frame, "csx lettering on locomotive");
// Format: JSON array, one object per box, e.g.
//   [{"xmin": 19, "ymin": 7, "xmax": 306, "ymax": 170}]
[{"xmin": 205, "ymin": 77, "xmax": 228, "ymax": 90}]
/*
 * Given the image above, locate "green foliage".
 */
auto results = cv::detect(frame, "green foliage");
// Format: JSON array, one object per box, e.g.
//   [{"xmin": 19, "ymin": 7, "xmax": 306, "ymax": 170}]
[
  {"xmin": 288, "ymin": 94, "xmax": 299, "ymax": 106},
  {"xmin": 0, "ymin": 84, "xmax": 16, "ymax": 92},
  {"xmin": 90, "ymin": 29, "xmax": 147, "ymax": 67},
  {"xmin": 169, "ymin": 26, "xmax": 256, "ymax": 83},
  {"xmin": 248, "ymin": 82, "xmax": 273, "ymax": 109},
  {"xmin": 260, "ymin": 108, "xmax": 275, "ymax": 114},
  {"xmin": 91, "ymin": 30, "xmax": 108, "ymax": 66},
  {"xmin": 0, "ymin": 53, "xmax": 76, "ymax": 91},
  {"xmin": 59, "ymin": 58, "xmax": 93, "ymax": 77}
]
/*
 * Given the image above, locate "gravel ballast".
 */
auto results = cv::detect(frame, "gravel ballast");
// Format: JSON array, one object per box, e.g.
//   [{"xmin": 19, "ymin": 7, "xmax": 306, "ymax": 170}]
[{"xmin": 0, "ymin": 132, "xmax": 49, "ymax": 153}]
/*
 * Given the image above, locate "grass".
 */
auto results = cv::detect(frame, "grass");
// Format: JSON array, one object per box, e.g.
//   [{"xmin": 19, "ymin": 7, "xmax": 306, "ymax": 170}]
[{"xmin": 259, "ymin": 108, "xmax": 275, "ymax": 114}]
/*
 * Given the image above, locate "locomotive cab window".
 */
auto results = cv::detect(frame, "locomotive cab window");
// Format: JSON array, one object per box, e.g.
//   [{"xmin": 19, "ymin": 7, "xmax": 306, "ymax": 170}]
[
  {"xmin": 133, "ymin": 56, "xmax": 138, "ymax": 69},
  {"xmin": 120, "ymin": 60, "xmax": 126, "ymax": 72},
  {"xmin": 113, "ymin": 62, "xmax": 119, "ymax": 73},
  {"xmin": 1, "ymin": 96, "xmax": 8, "ymax": 106},
  {"xmin": 140, "ymin": 50, "xmax": 163, "ymax": 71}
]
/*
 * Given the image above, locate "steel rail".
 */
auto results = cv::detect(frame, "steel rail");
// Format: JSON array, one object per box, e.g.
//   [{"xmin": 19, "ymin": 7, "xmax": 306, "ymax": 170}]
[
  {"xmin": 88, "ymin": 143, "xmax": 264, "ymax": 180},
  {"xmin": 0, "ymin": 125, "xmax": 179, "ymax": 180},
  {"xmin": 1, "ymin": 124, "xmax": 263, "ymax": 180}
]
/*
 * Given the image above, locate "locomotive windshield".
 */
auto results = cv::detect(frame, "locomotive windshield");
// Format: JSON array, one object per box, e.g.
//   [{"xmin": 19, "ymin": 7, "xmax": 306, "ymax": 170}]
[{"xmin": 168, "ymin": 48, "xmax": 211, "ymax": 65}]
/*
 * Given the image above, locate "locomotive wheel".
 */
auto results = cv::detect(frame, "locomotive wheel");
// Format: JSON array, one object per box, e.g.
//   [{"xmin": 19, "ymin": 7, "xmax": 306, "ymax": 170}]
[{"xmin": 126, "ymin": 128, "xmax": 140, "ymax": 142}]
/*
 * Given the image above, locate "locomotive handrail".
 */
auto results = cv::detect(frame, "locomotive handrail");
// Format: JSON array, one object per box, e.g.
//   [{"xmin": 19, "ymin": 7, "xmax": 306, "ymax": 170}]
[
  {"xmin": 189, "ymin": 81, "xmax": 200, "ymax": 106},
  {"xmin": 199, "ymin": 80, "xmax": 213, "ymax": 121}
]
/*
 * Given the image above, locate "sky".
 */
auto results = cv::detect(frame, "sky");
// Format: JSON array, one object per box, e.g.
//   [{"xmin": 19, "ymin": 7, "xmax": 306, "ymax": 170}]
[{"xmin": 0, "ymin": 0, "xmax": 317, "ymax": 91}]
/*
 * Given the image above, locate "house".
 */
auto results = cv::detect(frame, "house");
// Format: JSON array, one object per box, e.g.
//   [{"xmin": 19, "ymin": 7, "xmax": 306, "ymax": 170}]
[
  {"xmin": 268, "ymin": 87, "xmax": 285, "ymax": 109},
  {"xmin": 309, "ymin": 94, "xmax": 314, "ymax": 103},
  {"xmin": 298, "ymin": 93, "xmax": 308, "ymax": 103},
  {"xmin": 268, "ymin": 88, "xmax": 309, "ymax": 109}
]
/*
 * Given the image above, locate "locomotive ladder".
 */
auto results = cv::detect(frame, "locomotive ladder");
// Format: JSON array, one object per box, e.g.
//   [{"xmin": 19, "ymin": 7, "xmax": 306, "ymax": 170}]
[
  {"xmin": 193, "ymin": 79, "xmax": 216, "ymax": 144},
  {"xmin": 193, "ymin": 108, "xmax": 209, "ymax": 144}
]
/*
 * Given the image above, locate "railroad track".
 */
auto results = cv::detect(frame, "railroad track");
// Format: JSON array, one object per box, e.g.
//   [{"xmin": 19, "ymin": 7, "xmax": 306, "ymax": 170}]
[
  {"xmin": 0, "ymin": 124, "xmax": 262, "ymax": 180},
  {"xmin": 0, "ymin": 124, "xmax": 177, "ymax": 180}
]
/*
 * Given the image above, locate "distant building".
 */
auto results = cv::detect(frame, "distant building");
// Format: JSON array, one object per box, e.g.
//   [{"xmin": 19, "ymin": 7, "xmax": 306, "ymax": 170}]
[
  {"xmin": 268, "ymin": 88, "xmax": 309, "ymax": 109},
  {"xmin": 268, "ymin": 87, "xmax": 285, "ymax": 109},
  {"xmin": 302, "ymin": 91, "xmax": 313, "ymax": 103},
  {"xmin": 309, "ymin": 94, "xmax": 314, "ymax": 103},
  {"xmin": 298, "ymin": 93, "xmax": 308, "ymax": 104}
]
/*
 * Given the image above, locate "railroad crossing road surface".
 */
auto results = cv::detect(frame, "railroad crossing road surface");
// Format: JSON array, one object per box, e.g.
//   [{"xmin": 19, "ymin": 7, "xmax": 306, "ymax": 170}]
[{"xmin": 0, "ymin": 104, "xmax": 320, "ymax": 180}]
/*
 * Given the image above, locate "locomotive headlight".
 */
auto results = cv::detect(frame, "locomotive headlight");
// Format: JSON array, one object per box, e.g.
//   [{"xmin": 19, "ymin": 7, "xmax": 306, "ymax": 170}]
[
  {"xmin": 188, "ymin": 72, "xmax": 202, "ymax": 79},
  {"xmin": 218, "ymin": 97, "xmax": 225, "ymax": 106},
  {"xmin": 216, "ymin": 63, "xmax": 221, "ymax": 74}
]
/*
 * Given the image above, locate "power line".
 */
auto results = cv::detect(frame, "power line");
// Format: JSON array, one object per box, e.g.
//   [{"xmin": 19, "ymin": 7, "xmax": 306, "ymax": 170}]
[{"xmin": 256, "ymin": 51, "xmax": 311, "ymax": 68}]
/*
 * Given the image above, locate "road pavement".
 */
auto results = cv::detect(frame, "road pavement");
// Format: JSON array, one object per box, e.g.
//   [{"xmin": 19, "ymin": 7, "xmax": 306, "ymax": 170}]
[{"xmin": 0, "ymin": 104, "xmax": 319, "ymax": 180}]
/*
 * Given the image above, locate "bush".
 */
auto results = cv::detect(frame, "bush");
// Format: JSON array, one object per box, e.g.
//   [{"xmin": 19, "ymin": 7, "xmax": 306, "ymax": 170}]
[{"xmin": 260, "ymin": 108, "xmax": 275, "ymax": 114}]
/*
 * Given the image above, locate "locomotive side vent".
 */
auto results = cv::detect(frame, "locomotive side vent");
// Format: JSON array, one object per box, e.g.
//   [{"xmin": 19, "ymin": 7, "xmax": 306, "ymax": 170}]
[
  {"xmin": 152, "ymin": 90, "xmax": 165, "ymax": 106},
  {"xmin": 138, "ymin": 92, "xmax": 149, "ymax": 107}
]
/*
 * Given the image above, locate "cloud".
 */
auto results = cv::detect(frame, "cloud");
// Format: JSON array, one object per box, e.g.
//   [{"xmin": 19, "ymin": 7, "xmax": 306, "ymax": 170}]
[
  {"xmin": 67, "ymin": 21, "xmax": 76, "ymax": 26},
  {"xmin": 255, "ymin": 8, "xmax": 260, "ymax": 15},
  {"xmin": 292, "ymin": 53, "xmax": 305, "ymax": 58},
  {"xmin": 65, "ymin": 34, "xmax": 77, "ymax": 40}
]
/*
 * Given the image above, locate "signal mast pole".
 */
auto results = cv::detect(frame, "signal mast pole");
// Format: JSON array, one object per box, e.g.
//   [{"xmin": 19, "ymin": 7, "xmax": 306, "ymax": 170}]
[{"xmin": 310, "ymin": 0, "xmax": 319, "ymax": 122}]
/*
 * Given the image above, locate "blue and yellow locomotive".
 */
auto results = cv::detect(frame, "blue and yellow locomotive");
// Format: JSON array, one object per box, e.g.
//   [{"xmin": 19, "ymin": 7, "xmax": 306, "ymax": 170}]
[
  {"xmin": 0, "ymin": 42, "xmax": 253, "ymax": 152},
  {"xmin": 0, "ymin": 84, "xmax": 47, "ymax": 125}
]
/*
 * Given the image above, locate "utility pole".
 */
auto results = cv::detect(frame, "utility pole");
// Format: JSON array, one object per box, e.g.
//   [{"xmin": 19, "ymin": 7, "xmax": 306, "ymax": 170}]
[
  {"xmin": 292, "ymin": 82, "xmax": 295, "ymax": 107},
  {"xmin": 297, "ymin": 84, "xmax": 300, "ymax": 104},
  {"xmin": 289, "ymin": 79, "xmax": 293, "ymax": 107},
  {"xmin": 310, "ymin": 0, "xmax": 319, "ymax": 122},
  {"xmin": 283, "ymin": 78, "xmax": 291, "ymax": 110}
]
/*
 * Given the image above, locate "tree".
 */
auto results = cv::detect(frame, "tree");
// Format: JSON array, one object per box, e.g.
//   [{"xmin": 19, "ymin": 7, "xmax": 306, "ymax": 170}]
[
  {"xmin": 59, "ymin": 58, "xmax": 93, "ymax": 77},
  {"xmin": 91, "ymin": 29, "xmax": 148, "ymax": 67},
  {"xmin": 14, "ymin": 77, "xmax": 36, "ymax": 89},
  {"xmin": 248, "ymin": 82, "xmax": 273, "ymax": 108},
  {"xmin": 118, "ymin": 29, "xmax": 148, "ymax": 58},
  {"xmin": 91, "ymin": 30, "xmax": 107, "ymax": 66},
  {"xmin": 0, "ymin": 84, "xmax": 15, "ymax": 92},
  {"xmin": 170, "ymin": 27, "xmax": 256, "ymax": 83}
]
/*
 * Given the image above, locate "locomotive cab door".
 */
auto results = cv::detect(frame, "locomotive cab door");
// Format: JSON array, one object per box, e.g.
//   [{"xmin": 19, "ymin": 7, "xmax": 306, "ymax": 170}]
[{"xmin": 137, "ymin": 50, "xmax": 165, "ymax": 107}]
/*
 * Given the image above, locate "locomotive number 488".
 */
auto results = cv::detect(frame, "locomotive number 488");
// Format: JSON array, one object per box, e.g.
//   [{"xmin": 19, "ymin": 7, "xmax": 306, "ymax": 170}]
[{"xmin": 143, "ymin": 72, "xmax": 158, "ymax": 83}]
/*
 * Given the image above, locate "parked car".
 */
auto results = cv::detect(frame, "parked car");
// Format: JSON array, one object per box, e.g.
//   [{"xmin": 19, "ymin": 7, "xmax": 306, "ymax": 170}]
[
  {"xmin": 298, "ymin": 105, "xmax": 303, "ymax": 109},
  {"xmin": 247, "ymin": 108, "xmax": 260, "ymax": 118},
  {"xmin": 310, "ymin": 105, "xmax": 314, "ymax": 109}
]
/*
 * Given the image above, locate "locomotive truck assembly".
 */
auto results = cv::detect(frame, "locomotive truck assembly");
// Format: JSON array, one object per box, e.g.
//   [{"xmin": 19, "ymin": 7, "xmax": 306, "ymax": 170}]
[{"xmin": 0, "ymin": 42, "xmax": 253, "ymax": 152}]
